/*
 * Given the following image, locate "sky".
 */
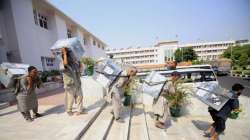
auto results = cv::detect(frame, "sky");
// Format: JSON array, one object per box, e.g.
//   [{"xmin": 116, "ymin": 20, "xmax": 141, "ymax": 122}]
[{"xmin": 49, "ymin": 0, "xmax": 250, "ymax": 48}]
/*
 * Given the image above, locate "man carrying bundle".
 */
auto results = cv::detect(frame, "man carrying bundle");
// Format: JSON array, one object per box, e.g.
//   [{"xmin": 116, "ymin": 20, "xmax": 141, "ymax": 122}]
[
  {"xmin": 109, "ymin": 67, "xmax": 137, "ymax": 122},
  {"xmin": 61, "ymin": 48, "xmax": 86, "ymax": 116},
  {"xmin": 204, "ymin": 83, "xmax": 244, "ymax": 140},
  {"xmin": 153, "ymin": 71, "xmax": 181, "ymax": 129},
  {"xmin": 16, "ymin": 66, "xmax": 43, "ymax": 122}
]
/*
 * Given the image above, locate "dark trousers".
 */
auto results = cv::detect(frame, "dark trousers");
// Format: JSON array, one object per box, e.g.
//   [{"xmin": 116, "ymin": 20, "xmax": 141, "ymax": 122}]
[
  {"xmin": 33, "ymin": 105, "xmax": 38, "ymax": 114},
  {"xmin": 209, "ymin": 110, "xmax": 226, "ymax": 134}
]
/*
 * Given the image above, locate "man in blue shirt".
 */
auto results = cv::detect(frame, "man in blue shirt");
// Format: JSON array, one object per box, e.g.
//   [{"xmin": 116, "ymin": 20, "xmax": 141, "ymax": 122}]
[{"xmin": 204, "ymin": 83, "xmax": 244, "ymax": 140}]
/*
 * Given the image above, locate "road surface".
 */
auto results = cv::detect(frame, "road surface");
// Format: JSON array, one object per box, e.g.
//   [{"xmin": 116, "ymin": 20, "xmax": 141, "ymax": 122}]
[{"xmin": 217, "ymin": 76, "xmax": 250, "ymax": 97}]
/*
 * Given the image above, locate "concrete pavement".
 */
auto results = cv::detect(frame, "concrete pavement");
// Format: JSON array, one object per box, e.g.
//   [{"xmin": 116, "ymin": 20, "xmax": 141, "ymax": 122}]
[
  {"xmin": 1, "ymin": 95, "xmax": 249, "ymax": 140},
  {"xmin": 0, "ymin": 77, "xmax": 250, "ymax": 140}
]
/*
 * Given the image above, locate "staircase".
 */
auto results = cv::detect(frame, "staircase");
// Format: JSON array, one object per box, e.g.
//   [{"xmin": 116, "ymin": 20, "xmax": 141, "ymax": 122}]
[
  {"xmin": 66, "ymin": 77, "xmax": 250, "ymax": 140},
  {"xmin": 68, "ymin": 100, "xmax": 209, "ymax": 140}
]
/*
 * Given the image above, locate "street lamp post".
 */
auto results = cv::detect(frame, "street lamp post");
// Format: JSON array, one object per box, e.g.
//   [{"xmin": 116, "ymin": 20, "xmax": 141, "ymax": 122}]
[
  {"xmin": 182, "ymin": 48, "xmax": 183, "ymax": 62},
  {"xmin": 230, "ymin": 45, "xmax": 233, "ymax": 76}
]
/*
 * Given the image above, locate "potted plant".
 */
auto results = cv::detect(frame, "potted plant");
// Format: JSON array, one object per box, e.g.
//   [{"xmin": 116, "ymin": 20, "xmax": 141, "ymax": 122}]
[
  {"xmin": 80, "ymin": 57, "xmax": 95, "ymax": 76},
  {"xmin": 228, "ymin": 106, "xmax": 242, "ymax": 119},
  {"xmin": 123, "ymin": 85, "xmax": 131, "ymax": 106},
  {"xmin": 123, "ymin": 77, "xmax": 138, "ymax": 106},
  {"xmin": 165, "ymin": 80, "xmax": 189, "ymax": 117}
]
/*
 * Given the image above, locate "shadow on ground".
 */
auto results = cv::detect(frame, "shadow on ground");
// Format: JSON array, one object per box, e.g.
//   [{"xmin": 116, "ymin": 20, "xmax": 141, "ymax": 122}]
[
  {"xmin": 43, "ymin": 104, "xmax": 65, "ymax": 115},
  {"xmin": 86, "ymin": 100, "xmax": 106, "ymax": 111},
  {"xmin": 132, "ymin": 106, "xmax": 144, "ymax": 117},
  {"xmin": 192, "ymin": 120, "xmax": 210, "ymax": 131},
  {"xmin": 0, "ymin": 109, "xmax": 19, "ymax": 117},
  {"xmin": 37, "ymin": 88, "xmax": 64, "ymax": 99}
]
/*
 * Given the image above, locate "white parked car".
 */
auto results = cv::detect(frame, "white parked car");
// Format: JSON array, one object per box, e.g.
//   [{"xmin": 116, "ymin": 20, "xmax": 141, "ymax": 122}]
[
  {"xmin": 137, "ymin": 68, "xmax": 218, "ymax": 87},
  {"xmin": 137, "ymin": 68, "xmax": 219, "ymax": 105}
]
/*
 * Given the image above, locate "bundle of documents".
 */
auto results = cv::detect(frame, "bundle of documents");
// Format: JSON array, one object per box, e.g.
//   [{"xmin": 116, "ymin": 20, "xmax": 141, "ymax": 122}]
[
  {"xmin": 195, "ymin": 82, "xmax": 230, "ymax": 111},
  {"xmin": 142, "ymin": 71, "xmax": 167, "ymax": 98},
  {"xmin": 0, "ymin": 62, "xmax": 29, "ymax": 88},
  {"xmin": 51, "ymin": 37, "xmax": 85, "ymax": 70},
  {"xmin": 93, "ymin": 59, "xmax": 122, "ymax": 89},
  {"xmin": 142, "ymin": 71, "xmax": 167, "ymax": 105}
]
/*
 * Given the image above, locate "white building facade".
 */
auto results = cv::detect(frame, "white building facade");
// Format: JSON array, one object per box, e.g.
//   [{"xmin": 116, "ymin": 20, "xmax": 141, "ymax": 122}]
[
  {"xmin": 106, "ymin": 40, "xmax": 248, "ymax": 66},
  {"xmin": 180, "ymin": 41, "xmax": 235, "ymax": 60},
  {"xmin": 106, "ymin": 41, "xmax": 178, "ymax": 66},
  {"xmin": 0, "ymin": 0, "xmax": 107, "ymax": 71}
]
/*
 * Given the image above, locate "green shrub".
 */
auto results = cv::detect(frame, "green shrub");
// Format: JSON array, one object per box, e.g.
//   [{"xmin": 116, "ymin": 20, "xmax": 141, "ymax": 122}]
[
  {"xmin": 81, "ymin": 57, "xmax": 96, "ymax": 76},
  {"xmin": 233, "ymin": 70, "xmax": 242, "ymax": 75},
  {"xmin": 49, "ymin": 70, "xmax": 60, "ymax": 76},
  {"xmin": 80, "ymin": 57, "xmax": 95, "ymax": 66},
  {"xmin": 243, "ymin": 70, "xmax": 250, "ymax": 75},
  {"xmin": 40, "ymin": 71, "xmax": 49, "ymax": 83},
  {"xmin": 233, "ymin": 66, "xmax": 238, "ymax": 70},
  {"xmin": 40, "ymin": 70, "xmax": 61, "ymax": 82}
]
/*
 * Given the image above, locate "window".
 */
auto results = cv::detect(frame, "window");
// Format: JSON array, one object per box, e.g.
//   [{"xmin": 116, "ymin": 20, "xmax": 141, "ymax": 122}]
[
  {"xmin": 33, "ymin": 9, "xmax": 38, "ymax": 25},
  {"xmin": 67, "ymin": 29, "xmax": 72, "ymax": 38},
  {"xmin": 98, "ymin": 44, "xmax": 100, "ymax": 48},
  {"xmin": 41, "ymin": 56, "xmax": 55, "ymax": 70},
  {"xmin": 93, "ymin": 40, "xmax": 96, "ymax": 46},
  {"xmin": 83, "ymin": 38, "xmax": 87, "ymax": 45},
  {"xmin": 38, "ymin": 13, "xmax": 48, "ymax": 29}
]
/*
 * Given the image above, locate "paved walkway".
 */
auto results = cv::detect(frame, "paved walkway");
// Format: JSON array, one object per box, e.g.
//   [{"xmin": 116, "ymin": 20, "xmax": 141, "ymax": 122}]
[{"xmin": 0, "ymin": 88, "xmax": 250, "ymax": 140}]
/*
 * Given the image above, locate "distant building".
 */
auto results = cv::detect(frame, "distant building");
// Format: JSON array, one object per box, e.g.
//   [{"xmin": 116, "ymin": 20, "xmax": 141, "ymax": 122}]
[
  {"xmin": 106, "ymin": 40, "xmax": 249, "ymax": 71},
  {"xmin": 0, "ymin": 0, "xmax": 107, "ymax": 71},
  {"xmin": 106, "ymin": 41, "xmax": 178, "ymax": 67},
  {"xmin": 180, "ymin": 40, "xmax": 235, "ymax": 60}
]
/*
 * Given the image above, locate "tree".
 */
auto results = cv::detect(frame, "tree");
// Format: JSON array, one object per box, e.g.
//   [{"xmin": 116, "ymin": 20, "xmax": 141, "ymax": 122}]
[
  {"xmin": 222, "ymin": 44, "xmax": 250, "ymax": 66},
  {"xmin": 239, "ymin": 53, "xmax": 248, "ymax": 67},
  {"xmin": 192, "ymin": 59, "xmax": 205, "ymax": 65},
  {"xmin": 174, "ymin": 47, "xmax": 198, "ymax": 62},
  {"xmin": 174, "ymin": 48, "xmax": 182, "ymax": 62}
]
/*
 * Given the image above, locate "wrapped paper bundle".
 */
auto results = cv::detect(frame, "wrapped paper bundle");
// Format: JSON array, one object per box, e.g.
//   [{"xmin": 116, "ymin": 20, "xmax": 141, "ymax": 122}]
[
  {"xmin": 194, "ymin": 82, "xmax": 230, "ymax": 111},
  {"xmin": 0, "ymin": 62, "xmax": 29, "ymax": 88},
  {"xmin": 93, "ymin": 59, "xmax": 122, "ymax": 89},
  {"xmin": 142, "ymin": 71, "xmax": 167, "ymax": 105},
  {"xmin": 142, "ymin": 71, "xmax": 167, "ymax": 98},
  {"xmin": 51, "ymin": 37, "xmax": 85, "ymax": 70}
]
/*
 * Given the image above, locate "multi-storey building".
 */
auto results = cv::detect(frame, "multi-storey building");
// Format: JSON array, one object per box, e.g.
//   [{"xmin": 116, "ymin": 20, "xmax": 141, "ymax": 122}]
[
  {"xmin": 106, "ymin": 41, "xmax": 178, "ymax": 66},
  {"xmin": 180, "ymin": 41, "xmax": 235, "ymax": 60},
  {"xmin": 0, "ymin": 0, "xmax": 107, "ymax": 71},
  {"xmin": 106, "ymin": 40, "xmax": 249, "ymax": 68}
]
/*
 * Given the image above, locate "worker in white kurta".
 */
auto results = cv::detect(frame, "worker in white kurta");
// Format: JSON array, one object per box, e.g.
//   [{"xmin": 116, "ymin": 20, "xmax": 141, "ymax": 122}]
[
  {"xmin": 109, "ymin": 67, "xmax": 137, "ymax": 123},
  {"xmin": 153, "ymin": 71, "xmax": 181, "ymax": 129}
]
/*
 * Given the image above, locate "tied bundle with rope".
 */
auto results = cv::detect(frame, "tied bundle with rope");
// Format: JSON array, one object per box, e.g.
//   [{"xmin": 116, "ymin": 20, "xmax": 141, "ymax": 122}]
[{"xmin": 92, "ymin": 59, "xmax": 123, "ymax": 90}]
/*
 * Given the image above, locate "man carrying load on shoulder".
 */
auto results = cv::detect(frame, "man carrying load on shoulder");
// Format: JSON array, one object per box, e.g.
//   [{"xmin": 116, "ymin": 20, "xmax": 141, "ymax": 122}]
[
  {"xmin": 16, "ymin": 66, "xmax": 43, "ymax": 122},
  {"xmin": 153, "ymin": 71, "xmax": 181, "ymax": 129},
  {"xmin": 109, "ymin": 67, "xmax": 137, "ymax": 123},
  {"xmin": 204, "ymin": 83, "xmax": 244, "ymax": 140},
  {"xmin": 61, "ymin": 48, "xmax": 86, "ymax": 116}
]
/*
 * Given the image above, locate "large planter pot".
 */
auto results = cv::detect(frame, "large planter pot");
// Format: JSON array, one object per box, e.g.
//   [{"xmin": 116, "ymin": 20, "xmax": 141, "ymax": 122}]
[
  {"xmin": 170, "ymin": 106, "xmax": 181, "ymax": 117},
  {"xmin": 123, "ymin": 95, "xmax": 131, "ymax": 106},
  {"xmin": 85, "ymin": 65, "xmax": 94, "ymax": 76}
]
